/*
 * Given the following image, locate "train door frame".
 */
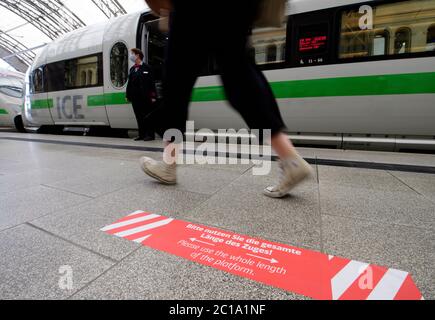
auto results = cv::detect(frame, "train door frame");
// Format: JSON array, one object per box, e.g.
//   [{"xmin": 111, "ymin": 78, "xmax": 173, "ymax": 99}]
[{"xmin": 137, "ymin": 13, "xmax": 167, "ymax": 99}]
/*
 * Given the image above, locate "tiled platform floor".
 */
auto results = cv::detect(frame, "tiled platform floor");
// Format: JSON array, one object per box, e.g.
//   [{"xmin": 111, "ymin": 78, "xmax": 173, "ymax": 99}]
[{"xmin": 0, "ymin": 132, "xmax": 434, "ymax": 300}]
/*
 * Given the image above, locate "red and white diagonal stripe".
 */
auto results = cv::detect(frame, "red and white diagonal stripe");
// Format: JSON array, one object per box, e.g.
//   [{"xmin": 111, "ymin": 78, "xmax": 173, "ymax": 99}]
[
  {"xmin": 330, "ymin": 257, "xmax": 423, "ymax": 300},
  {"xmin": 101, "ymin": 211, "xmax": 174, "ymax": 244}
]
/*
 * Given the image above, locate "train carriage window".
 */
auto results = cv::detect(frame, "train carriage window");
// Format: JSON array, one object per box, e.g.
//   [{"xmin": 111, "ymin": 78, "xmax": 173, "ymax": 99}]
[
  {"xmin": 373, "ymin": 31, "xmax": 389, "ymax": 56},
  {"xmin": 88, "ymin": 70, "xmax": 93, "ymax": 85},
  {"xmin": 427, "ymin": 24, "xmax": 435, "ymax": 50},
  {"xmin": 81, "ymin": 71, "xmax": 87, "ymax": 86},
  {"xmin": 251, "ymin": 24, "xmax": 287, "ymax": 65},
  {"xmin": 0, "ymin": 78, "xmax": 23, "ymax": 98},
  {"xmin": 0, "ymin": 86, "xmax": 23, "ymax": 98},
  {"xmin": 46, "ymin": 61, "xmax": 65, "ymax": 92},
  {"xmin": 266, "ymin": 45, "xmax": 278, "ymax": 62},
  {"xmin": 394, "ymin": 28, "xmax": 411, "ymax": 54},
  {"xmin": 339, "ymin": 0, "xmax": 435, "ymax": 60},
  {"xmin": 65, "ymin": 54, "xmax": 101, "ymax": 89},
  {"xmin": 110, "ymin": 42, "xmax": 128, "ymax": 88}
]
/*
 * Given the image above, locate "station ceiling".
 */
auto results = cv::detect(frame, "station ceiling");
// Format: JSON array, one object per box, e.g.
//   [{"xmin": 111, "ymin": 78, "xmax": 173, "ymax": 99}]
[{"xmin": 0, "ymin": 0, "xmax": 148, "ymax": 72}]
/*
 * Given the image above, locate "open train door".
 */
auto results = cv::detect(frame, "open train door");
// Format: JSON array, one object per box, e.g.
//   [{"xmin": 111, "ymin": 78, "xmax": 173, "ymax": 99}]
[
  {"xmin": 102, "ymin": 13, "xmax": 144, "ymax": 129},
  {"xmin": 137, "ymin": 13, "xmax": 167, "ymax": 99}
]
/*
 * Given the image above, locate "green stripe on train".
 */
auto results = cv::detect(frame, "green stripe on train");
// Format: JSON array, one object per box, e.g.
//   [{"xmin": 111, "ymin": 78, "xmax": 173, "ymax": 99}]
[
  {"xmin": 0, "ymin": 108, "xmax": 8, "ymax": 115},
  {"xmin": 31, "ymin": 72, "xmax": 435, "ymax": 109},
  {"xmin": 31, "ymin": 99, "xmax": 54, "ymax": 109},
  {"xmin": 86, "ymin": 72, "xmax": 435, "ymax": 106},
  {"xmin": 88, "ymin": 92, "xmax": 128, "ymax": 107},
  {"xmin": 88, "ymin": 92, "xmax": 130, "ymax": 108},
  {"xmin": 191, "ymin": 72, "xmax": 435, "ymax": 101}
]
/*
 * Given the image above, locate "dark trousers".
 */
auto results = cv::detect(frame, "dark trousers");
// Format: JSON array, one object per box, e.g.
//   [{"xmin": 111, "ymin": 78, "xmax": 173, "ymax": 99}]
[
  {"xmin": 131, "ymin": 98, "xmax": 154, "ymax": 138},
  {"xmin": 158, "ymin": 0, "xmax": 286, "ymax": 137}
]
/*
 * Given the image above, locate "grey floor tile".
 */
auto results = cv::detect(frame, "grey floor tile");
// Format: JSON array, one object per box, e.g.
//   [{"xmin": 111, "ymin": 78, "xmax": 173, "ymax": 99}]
[
  {"xmin": 73, "ymin": 181, "xmax": 210, "ymax": 221},
  {"xmin": 76, "ymin": 149, "xmax": 153, "ymax": 162},
  {"xmin": 0, "ymin": 168, "xmax": 72, "ymax": 194},
  {"xmin": 321, "ymin": 215, "xmax": 435, "ymax": 300},
  {"xmin": 43, "ymin": 164, "xmax": 145, "ymax": 198},
  {"xmin": 319, "ymin": 182, "xmax": 435, "ymax": 230},
  {"xmin": 0, "ymin": 185, "xmax": 91, "ymax": 231},
  {"xmin": 71, "ymin": 247, "xmax": 307, "ymax": 300},
  {"xmin": 171, "ymin": 166, "xmax": 243, "ymax": 195},
  {"xmin": 318, "ymin": 166, "xmax": 412, "ymax": 192},
  {"xmin": 388, "ymin": 171, "xmax": 435, "ymax": 203},
  {"xmin": 0, "ymin": 158, "xmax": 42, "ymax": 175},
  {"xmin": 0, "ymin": 224, "xmax": 114, "ymax": 300},
  {"xmin": 31, "ymin": 207, "xmax": 140, "ymax": 262}
]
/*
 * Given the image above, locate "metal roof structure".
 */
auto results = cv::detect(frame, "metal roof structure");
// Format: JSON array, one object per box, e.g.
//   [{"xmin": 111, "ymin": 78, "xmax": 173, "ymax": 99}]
[
  {"xmin": 91, "ymin": 0, "xmax": 127, "ymax": 18},
  {"xmin": 0, "ymin": 0, "xmax": 147, "ymax": 72}
]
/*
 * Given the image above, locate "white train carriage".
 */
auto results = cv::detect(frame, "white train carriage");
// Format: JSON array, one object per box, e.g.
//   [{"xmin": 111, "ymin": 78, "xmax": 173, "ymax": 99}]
[
  {"xmin": 24, "ymin": 0, "xmax": 435, "ymax": 150},
  {"xmin": 0, "ymin": 68, "xmax": 25, "ymax": 132}
]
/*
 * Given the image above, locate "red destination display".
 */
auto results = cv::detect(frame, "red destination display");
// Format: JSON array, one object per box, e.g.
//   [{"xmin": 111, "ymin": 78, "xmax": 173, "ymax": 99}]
[
  {"xmin": 102, "ymin": 211, "xmax": 423, "ymax": 300},
  {"xmin": 299, "ymin": 35, "xmax": 328, "ymax": 52}
]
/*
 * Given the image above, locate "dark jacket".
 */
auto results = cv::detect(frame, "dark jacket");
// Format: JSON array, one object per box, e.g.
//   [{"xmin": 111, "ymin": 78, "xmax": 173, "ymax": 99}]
[{"xmin": 126, "ymin": 62, "xmax": 156, "ymax": 103}]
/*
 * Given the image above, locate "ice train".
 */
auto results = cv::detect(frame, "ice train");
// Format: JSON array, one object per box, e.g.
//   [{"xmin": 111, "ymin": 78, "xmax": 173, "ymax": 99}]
[{"xmin": 24, "ymin": 0, "xmax": 435, "ymax": 150}]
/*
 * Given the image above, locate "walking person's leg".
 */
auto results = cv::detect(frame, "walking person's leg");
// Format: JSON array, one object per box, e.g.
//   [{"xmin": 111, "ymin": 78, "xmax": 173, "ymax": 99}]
[
  {"xmin": 215, "ymin": 1, "xmax": 313, "ymax": 198},
  {"xmin": 141, "ymin": 0, "xmax": 312, "ymax": 197},
  {"xmin": 140, "ymin": 5, "xmax": 207, "ymax": 183}
]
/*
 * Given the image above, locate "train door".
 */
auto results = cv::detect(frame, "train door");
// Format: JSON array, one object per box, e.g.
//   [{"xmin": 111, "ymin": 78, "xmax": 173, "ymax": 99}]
[{"xmin": 138, "ymin": 14, "xmax": 167, "ymax": 99}]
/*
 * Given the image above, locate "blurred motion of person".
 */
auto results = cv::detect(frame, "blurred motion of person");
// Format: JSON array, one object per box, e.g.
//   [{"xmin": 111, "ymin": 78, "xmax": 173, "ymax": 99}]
[
  {"xmin": 140, "ymin": 0, "xmax": 313, "ymax": 199},
  {"xmin": 126, "ymin": 48, "xmax": 156, "ymax": 141}
]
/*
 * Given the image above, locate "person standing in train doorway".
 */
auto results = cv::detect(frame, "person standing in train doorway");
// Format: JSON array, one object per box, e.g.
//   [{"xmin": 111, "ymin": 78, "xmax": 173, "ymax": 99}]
[
  {"xmin": 140, "ymin": 0, "xmax": 313, "ymax": 198},
  {"xmin": 126, "ymin": 48, "xmax": 157, "ymax": 141}
]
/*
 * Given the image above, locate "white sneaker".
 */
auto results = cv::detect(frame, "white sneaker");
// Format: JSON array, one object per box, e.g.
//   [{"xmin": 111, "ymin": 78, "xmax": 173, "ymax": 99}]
[
  {"xmin": 263, "ymin": 154, "xmax": 314, "ymax": 198},
  {"xmin": 140, "ymin": 156, "xmax": 177, "ymax": 185}
]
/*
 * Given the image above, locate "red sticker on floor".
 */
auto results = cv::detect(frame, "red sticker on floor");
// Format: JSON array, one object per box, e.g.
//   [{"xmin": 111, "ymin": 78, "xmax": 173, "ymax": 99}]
[{"xmin": 101, "ymin": 211, "xmax": 423, "ymax": 300}]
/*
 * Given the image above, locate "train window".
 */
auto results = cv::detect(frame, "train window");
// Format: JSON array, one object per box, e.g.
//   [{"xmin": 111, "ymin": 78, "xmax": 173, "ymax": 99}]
[
  {"xmin": 427, "ymin": 25, "xmax": 435, "ymax": 50},
  {"xmin": 88, "ymin": 70, "xmax": 93, "ymax": 85},
  {"xmin": 339, "ymin": 0, "xmax": 435, "ymax": 60},
  {"xmin": 266, "ymin": 45, "xmax": 278, "ymax": 62},
  {"xmin": 46, "ymin": 61, "xmax": 65, "ymax": 92},
  {"xmin": 251, "ymin": 24, "xmax": 287, "ymax": 65},
  {"xmin": 373, "ymin": 31, "xmax": 389, "ymax": 56},
  {"xmin": 0, "ymin": 86, "xmax": 22, "ymax": 98},
  {"xmin": 394, "ymin": 28, "xmax": 411, "ymax": 54},
  {"xmin": 110, "ymin": 42, "xmax": 128, "ymax": 88},
  {"xmin": 31, "ymin": 68, "xmax": 44, "ymax": 93},
  {"xmin": 65, "ymin": 54, "xmax": 102, "ymax": 89},
  {"xmin": 81, "ymin": 71, "xmax": 87, "ymax": 86},
  {"xmin": 0, "ymin": 78, "xmax": 23, "ymax": 98}
]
